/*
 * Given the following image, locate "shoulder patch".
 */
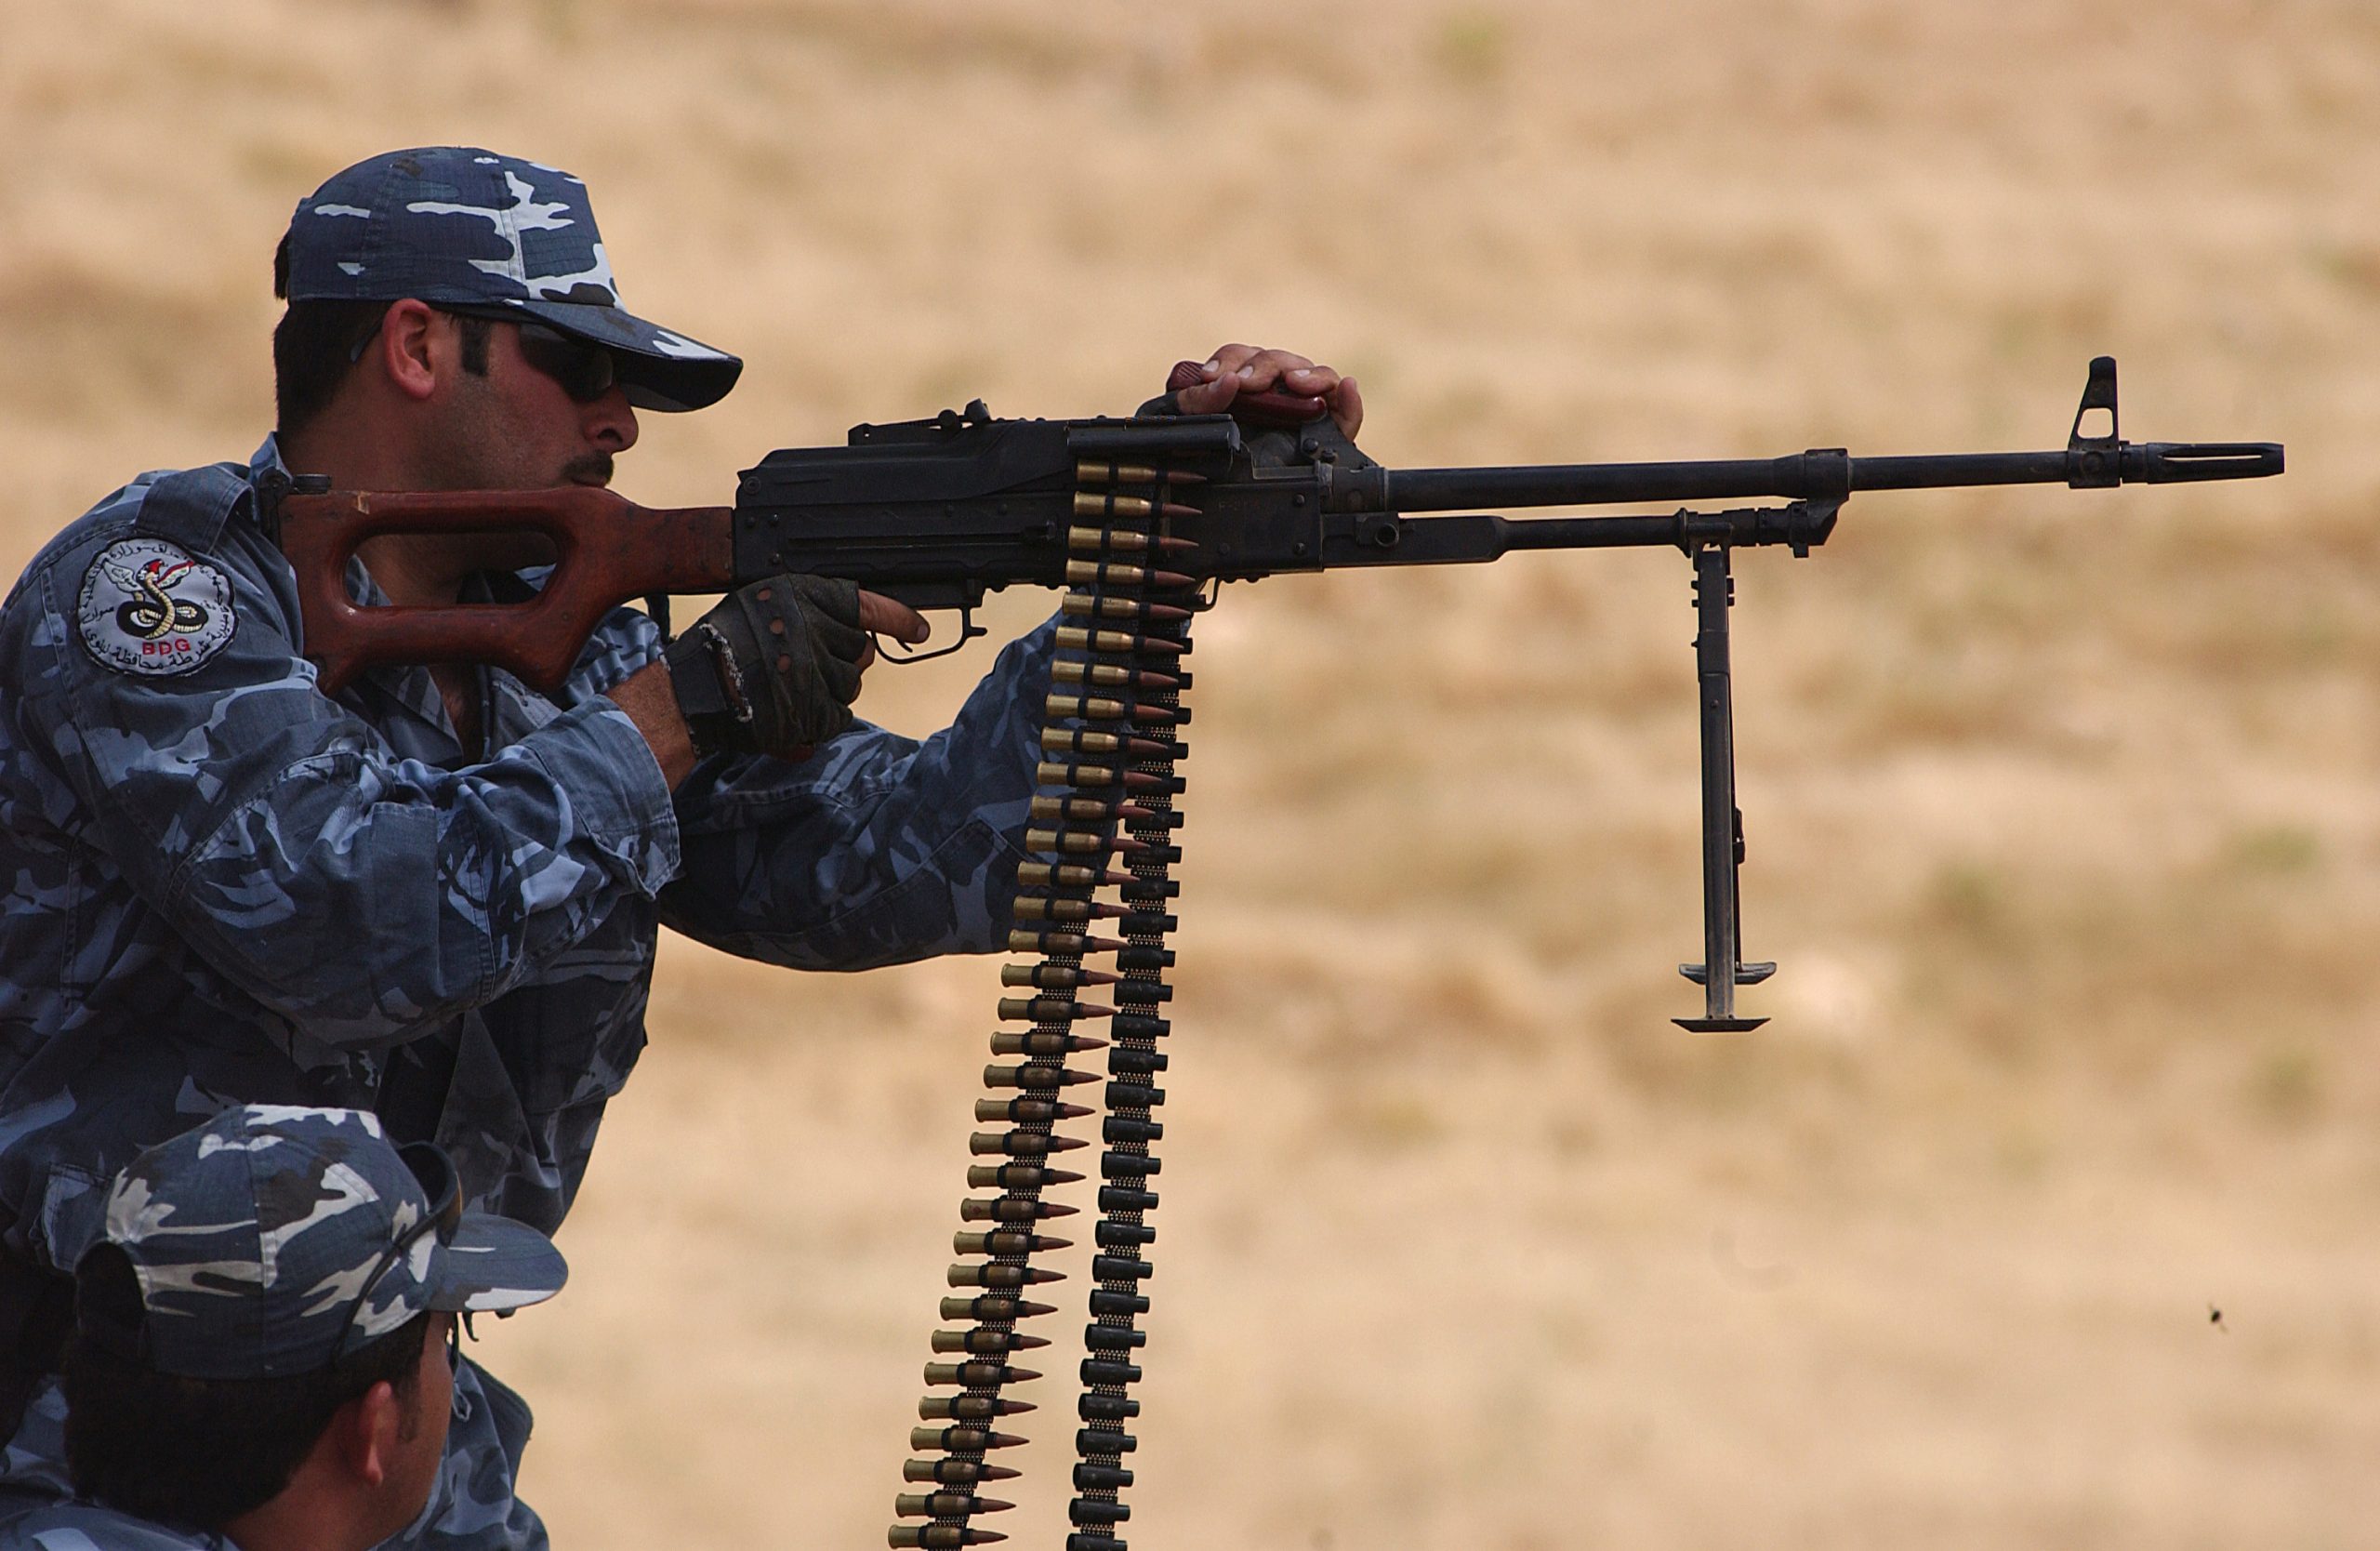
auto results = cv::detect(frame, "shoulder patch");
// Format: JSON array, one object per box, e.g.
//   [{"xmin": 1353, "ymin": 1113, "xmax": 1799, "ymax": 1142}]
[{"xmin": 76, "ymin": 537, "xmax": 238, "ymax": 677}]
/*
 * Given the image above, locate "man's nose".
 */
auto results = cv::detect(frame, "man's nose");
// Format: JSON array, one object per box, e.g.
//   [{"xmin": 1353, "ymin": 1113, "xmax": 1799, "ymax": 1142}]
[{"xmin": 585, "ymin": 387, "xmax": 639, "ymax": 454}]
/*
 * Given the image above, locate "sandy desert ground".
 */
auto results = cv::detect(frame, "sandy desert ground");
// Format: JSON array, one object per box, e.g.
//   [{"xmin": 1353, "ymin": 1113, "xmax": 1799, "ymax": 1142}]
[{"xmin": 4, "ymin": 1, "xmax": 2376, "ymax": 1546}]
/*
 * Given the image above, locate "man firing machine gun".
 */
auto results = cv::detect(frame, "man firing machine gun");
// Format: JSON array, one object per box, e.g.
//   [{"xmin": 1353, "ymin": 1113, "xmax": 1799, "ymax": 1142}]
[{"xmin": 273, "ymin": 340, "xmax": 2278, "ymax": 1544}]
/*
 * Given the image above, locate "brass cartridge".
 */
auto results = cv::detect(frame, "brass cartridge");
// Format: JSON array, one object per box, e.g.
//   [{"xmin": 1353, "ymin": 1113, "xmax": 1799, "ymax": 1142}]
[
  {"xmin": 962, "ymin": 1164, "xmax": 1081, "ymax": 1191},
  {"xmin": 918, "ymin": 1394, "xmax": 1034, "ymax": 1421},
  {"xmin": 905, "ymin": 1457, "xmax": 1022, "ymax": 1484},
  {"xmin": 994, "ymin": 997, "xmax": 1114, "ymax": 1023},
  {"xmin": 986, "ymin": 1030, "xmax": 1107, "ymax": 1056},
  {"xmin": 980, "ymin": 1064, "xmax": 1097, "ymax": 1090},
  {"xmin": 957, "ymin": 1198, "xmax": 1075, "ymax": 1224},
  {"xmin": 1070, "ymin": 493, "xmax": 1198, "ymax": 522},
  {"xmin": 999, "ymin": 855, "xmax": 1118, "ymax": 889},
  {"xmin": 924, "ymin": 1359, "xmax": 1041, "ymax": 1386},
  {"xmin": 1054, "ymin": 627, "xmax": 1186, "ymax": 656},
  {"xmin": 1021, "ymin": 821, "xmax": 1117, "ymax": 853},
  {"xmin": 931, "ymin": 1327, "xmax": 1051, "ymax": 1354},
  {"xmin": 887, "ymin": 1526, "xmax": 1006, "ymax": 1549},
  {"xmin": 945, "ymin": 1262, "xmax": 1065, "ymax": 1289},
  {"xmin": 1060, "ymin": 594, "xmax": 1194, "ymax": 625},
  {"xmin": 1009, "ymin": 932, "xmax": 1128, "ymax": 958},
  {"xmin": 1073, "ymin": 460, "xmax": 1206, "ymax": 487},
  {"xmin": 1038, "ymin": 728, "xmax": 1124, "ymax": 758},
  {"xmin": 1011, "ymin": 896, "xmax": 1099, "ymax": 924},
  {"xmin": 1066, "ymin": 525, "xmax": 1152, "ymax": 555},
  {"xmin": 1033, "ymin": 761, "xmax": 1112, "ymax": 791},
  {"xmin": 1051, "ymin": 660, "xmax": 1178, "ymax": 691},
  {"xmin": 1001, "ymin": 963, "xmax": 1117, "ymax": 990},
  {"xmin": 967, "ymin": 1129, "xmax": 1088, "ymax": 1157},
  {"xmin": 909, "ymin": 1424, "xmax": 1026, "ymax": 1452},
  {"xmin": 895, "ymin": 1493, "xmax": 1014, "ymax": 1519},
  {"xmin": 1027, "ymin": 794, "xmax": 1145, "ymax": 823},
  {"xmin": 938, "ymin": 1294, "xmax": 1058, "ymax": 1322},
  {"xmin": 972, "ymin": 1096, "xmax": 1091, "ymax": 1124},
  {"xmin": 1044, "ymin": 695, "xmax": 1183, "ymax": 727},
  {"xmin": 1034, "ymin": 766, "xmax": 1182, "ymax": 796},
  {"xmin": 953, "ymin": 1229, "xmax": 1069, "ymax": 1257}
]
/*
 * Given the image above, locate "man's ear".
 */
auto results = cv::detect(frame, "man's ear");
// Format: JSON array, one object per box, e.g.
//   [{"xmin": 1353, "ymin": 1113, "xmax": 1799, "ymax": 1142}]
[
  {"xmin": 372, "ymin": 299, "xmax": 443, "ymax": 404},
  {"xmin": 331, "ymin": 1379, "xmax": 403, "ymax": 1488}
]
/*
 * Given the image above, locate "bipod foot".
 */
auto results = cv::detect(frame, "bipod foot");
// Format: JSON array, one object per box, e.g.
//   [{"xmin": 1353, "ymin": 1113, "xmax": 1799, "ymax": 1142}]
[{"xmin": 1673, "ymin": 1014, "xmax": 1769, "ymax": 1035}]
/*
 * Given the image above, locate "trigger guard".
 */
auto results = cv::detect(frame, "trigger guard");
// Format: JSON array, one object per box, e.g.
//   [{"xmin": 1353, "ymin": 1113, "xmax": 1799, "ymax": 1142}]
[{"xmin": 875, "ymin": 607, "xmax": 985, "ymax": 666}]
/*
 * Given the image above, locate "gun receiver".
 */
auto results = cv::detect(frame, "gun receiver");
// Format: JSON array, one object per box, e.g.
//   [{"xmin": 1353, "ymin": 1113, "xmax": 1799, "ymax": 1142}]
[{"xmin": 276, "ymin": 355, "xmax": 2281, "ymax": 1030}]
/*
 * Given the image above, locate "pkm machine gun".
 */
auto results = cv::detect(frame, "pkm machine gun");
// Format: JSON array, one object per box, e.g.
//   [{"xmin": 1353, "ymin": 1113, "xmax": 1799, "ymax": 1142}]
[
  {"xmin": 277, "ymin": 356, "xmax": 2281, "ymax": 1551},
  {"xmin": 281, "ymin": 354, "xmax": 2281, "ymax": 1031}
]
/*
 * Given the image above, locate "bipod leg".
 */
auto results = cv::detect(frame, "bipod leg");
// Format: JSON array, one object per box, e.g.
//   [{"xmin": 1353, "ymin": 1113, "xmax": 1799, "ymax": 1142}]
[{"xmin": 1675, "ymin": 541, "xmax": 1775, "ymax": 1033}]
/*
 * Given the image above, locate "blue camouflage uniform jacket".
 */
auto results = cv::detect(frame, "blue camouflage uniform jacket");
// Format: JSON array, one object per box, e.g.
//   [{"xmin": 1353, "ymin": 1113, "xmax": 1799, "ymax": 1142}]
[
  {"xmin": 0, "ymin": 1499, "xmax": 230, "ymax": 1551},
  {"xmin": 0, "ymin": 436, "xmax": 1046, "ymax": 1273}
]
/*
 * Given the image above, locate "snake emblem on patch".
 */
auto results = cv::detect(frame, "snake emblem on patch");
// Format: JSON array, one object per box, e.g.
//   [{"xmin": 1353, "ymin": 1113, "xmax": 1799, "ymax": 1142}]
[{"xmin": 77, "ymin": 537, "xmax": 238, "ymax": 677}]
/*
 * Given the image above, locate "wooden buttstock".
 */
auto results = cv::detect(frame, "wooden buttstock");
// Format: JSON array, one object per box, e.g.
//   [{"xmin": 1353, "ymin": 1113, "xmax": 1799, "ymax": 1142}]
[{"xmin": 278, "ymin": 486, "xmax": 735, "ymax": 695}]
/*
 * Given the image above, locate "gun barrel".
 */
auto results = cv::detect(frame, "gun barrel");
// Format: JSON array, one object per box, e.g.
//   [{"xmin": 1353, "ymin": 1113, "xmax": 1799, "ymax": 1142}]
[{"xmin": 1381, "ymin": 441, "xmax": 2281, "ymax": 512}]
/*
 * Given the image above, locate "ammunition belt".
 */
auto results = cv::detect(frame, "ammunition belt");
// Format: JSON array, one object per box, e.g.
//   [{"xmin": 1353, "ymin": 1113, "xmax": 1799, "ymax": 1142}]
[{"xmin": 889, "ymin": 458, "xmax": 1201, "ymax": 1551}]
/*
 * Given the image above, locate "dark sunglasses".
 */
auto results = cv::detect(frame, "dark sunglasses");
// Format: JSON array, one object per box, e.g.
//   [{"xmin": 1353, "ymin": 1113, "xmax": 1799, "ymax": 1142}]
[
  {"xmin": 332, "ymin": 1140, "xmax": 465, "ymax": 1362},
  {"xmin": 508, "ymin": 319, "xmax": 620, "ymax": 404},
  {"xmin": 348, "ymin": 306, "xmax": 621, "ymax": 404}
]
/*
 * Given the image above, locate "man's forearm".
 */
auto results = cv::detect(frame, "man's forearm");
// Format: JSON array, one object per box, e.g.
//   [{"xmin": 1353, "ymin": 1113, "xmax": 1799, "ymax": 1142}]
[{"xmin": 604, "ymin": 660, "xmax": 698, "ymax": 789}]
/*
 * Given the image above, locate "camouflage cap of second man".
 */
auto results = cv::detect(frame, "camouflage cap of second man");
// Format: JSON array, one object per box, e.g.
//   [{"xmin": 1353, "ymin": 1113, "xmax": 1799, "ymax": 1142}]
[
  {"xmin": 87, "ymin": 1106, "xmax": 566, "ymax": 1380},
  {"xmin": 284, "ymin": 145, "xmax": 742, "ymax": 413}
]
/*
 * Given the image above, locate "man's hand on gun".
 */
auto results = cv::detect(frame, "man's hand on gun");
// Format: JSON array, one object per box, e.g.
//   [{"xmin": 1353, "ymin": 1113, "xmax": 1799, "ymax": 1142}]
[
  {"xmin": 659, "ymin": 576, "xmax": 929, "ymax": 763},
  {"xmin": 1172, "ymin": 343, "xmax": 1363, "ymax": 439}
]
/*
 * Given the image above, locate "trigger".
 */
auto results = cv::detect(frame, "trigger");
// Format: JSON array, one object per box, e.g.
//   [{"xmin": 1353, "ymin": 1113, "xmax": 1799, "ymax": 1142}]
[{"xmin": 877, "ymin": 605, "xmax": 984, "ymax": 666}]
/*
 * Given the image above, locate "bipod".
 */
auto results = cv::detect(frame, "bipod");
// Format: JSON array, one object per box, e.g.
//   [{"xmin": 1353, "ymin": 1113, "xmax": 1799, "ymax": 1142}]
[{"xmin": 1667, "ymin": 496, "xmax": 1840, "ymax": 1032}]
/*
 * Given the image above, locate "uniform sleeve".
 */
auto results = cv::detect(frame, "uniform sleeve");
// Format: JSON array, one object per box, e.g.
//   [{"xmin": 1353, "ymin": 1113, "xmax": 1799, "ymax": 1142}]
[
  {"xmin": 2, "ymin": 516, "xmax": 683, "ymax": 1048},
  {"xmin": 655, "ymin": 618, "xmax": 1052, "ymax": 970}
]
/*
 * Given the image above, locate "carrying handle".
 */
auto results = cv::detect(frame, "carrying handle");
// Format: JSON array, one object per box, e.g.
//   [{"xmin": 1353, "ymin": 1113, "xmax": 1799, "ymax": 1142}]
[{"xmin": 1165, "ymin": 360, "xmax": 1328, "ymax": 429}]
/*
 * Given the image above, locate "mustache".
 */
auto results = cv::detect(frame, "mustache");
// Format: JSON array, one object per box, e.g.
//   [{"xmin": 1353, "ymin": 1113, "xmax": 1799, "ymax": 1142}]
[{"xmin": 562, "ymin": 452, "xmax": 615, "ymax": 487}]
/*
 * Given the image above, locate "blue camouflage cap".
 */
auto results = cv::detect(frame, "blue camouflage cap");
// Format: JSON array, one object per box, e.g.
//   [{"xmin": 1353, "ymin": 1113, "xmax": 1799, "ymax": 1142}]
[
  {"xmin": 284, "ymin": 146, "xmax": 742, "ymax": 412},
  {"xmin": 89, "ymin": 1106, "xmax": 566, "ymax": 1381}
]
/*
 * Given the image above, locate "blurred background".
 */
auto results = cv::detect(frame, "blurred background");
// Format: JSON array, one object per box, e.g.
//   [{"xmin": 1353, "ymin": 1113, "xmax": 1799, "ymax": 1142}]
[{"xmin": 5, "ymin": 1, "xmax": 2375, "ymax": 1545}]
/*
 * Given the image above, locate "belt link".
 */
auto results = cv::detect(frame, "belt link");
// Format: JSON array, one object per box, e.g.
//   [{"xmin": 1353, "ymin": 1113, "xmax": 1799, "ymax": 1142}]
[{"xmin": 890, "ymin": 453, "xmax": 1197, "ymax": 1551}]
